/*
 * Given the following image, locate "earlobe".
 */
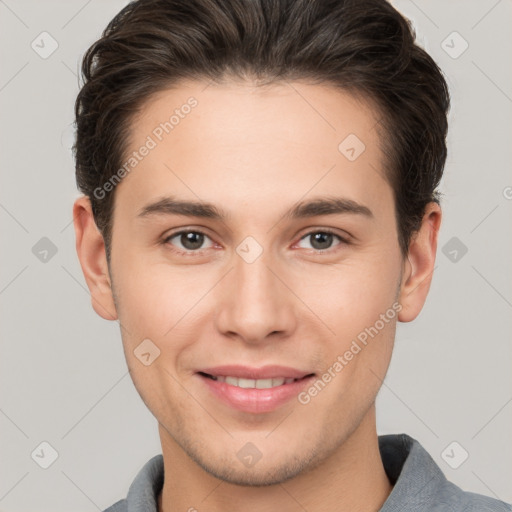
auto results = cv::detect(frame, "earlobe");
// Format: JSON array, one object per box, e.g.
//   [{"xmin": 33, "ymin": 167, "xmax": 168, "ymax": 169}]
[
  {"xmin": 398, "ymin": 202, "xmax": 442, "ymax": 323},
  {"xmin": 73, "ymin": 196, "xmax": 118, "ymax": 321}
]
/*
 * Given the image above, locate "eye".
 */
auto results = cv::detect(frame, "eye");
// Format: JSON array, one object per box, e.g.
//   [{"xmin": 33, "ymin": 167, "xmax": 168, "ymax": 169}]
[
  {"xmin": 296, "ymin": 229, "xmax": 348, "ymax": 252},
  {"xmin": 163, "ymin": 230, "xmax": 214, "ymax": 254}
]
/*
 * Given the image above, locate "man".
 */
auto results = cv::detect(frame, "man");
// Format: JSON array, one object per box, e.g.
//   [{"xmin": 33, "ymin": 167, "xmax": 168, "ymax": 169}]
[{"xmin": 71, "ymin": 0, "xmax": 511, "ymax": 510}]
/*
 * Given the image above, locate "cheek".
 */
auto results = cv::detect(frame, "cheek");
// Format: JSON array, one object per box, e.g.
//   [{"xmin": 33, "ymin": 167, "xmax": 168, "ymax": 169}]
[
  {"xmin": 111, "ymin": 256, "xmax": 219, "ymax": 381},
  {"xmin": 301, "ymin": 254, "xmax": 399, "ymax": 404},
  {"xmin": 309, "ymin": 254, "xmax": 401, "ymax": 342},
  {"xmin": 111, "ymin": 260, "xmax": 200, "ymax": 410},
  {"xmin": 112, "ymin": 255, "xmax": 195, "ymax": 332}
]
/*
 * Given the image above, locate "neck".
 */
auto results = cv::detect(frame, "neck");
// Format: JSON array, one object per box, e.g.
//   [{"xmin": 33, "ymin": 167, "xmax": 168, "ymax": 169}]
[{"xmin": 158, "ymin": 407, "xmax": 392, "ymax": 512}]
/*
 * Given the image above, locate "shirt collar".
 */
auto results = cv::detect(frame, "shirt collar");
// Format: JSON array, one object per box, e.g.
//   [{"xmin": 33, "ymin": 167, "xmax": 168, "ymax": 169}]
[{"xmin": 378, "ymin": 433, "xmax": 447, "ymax": 511}]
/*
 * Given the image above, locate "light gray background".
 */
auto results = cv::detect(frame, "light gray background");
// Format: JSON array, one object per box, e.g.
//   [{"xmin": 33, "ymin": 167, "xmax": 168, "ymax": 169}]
[{"xmin": 0, "ymin": 0, "xmax": 511, "ymax": 510}]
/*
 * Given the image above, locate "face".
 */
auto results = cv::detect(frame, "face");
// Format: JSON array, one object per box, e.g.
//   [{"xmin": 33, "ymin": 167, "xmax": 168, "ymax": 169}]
[{"xmin": 76, "ymin": 79, "xmax": 433, "ymax": 486}]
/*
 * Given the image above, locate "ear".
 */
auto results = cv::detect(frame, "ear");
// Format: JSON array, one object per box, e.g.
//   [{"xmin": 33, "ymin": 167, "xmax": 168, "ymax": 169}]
[
  {"xmin": 398, "ymin": 202, "xmax": 442, "ymax": 323},
  {"xmin": 73, "ymin": 196, "xmax": 118, "ymax": 321}
]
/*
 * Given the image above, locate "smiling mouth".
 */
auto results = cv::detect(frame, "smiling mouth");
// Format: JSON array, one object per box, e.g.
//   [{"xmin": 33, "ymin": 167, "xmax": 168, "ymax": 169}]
[{"xmin": 198, "ymin": 372, "xmax": 315, "ymax": 389}]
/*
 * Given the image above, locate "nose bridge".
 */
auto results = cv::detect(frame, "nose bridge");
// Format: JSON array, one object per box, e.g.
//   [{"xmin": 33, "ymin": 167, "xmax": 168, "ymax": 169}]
[{"xmin": 215, "ymin": 244, "xmax": 295, "ymax": 343}]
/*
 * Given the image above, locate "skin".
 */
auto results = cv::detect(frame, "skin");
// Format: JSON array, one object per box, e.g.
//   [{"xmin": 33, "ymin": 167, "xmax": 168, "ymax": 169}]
[{"xmin": 73, "ymin": 79, "xmax": 441, "ymax": 512}]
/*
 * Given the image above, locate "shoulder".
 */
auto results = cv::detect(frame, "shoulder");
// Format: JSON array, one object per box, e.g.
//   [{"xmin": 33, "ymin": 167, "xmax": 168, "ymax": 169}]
[
  {"xmin": 379, "ymin": 434, "xmax": 511, "ymax": 512},
  {"xmin": 102, "ymin": 498, "xmax": 127, "ymax": 512},
  {"xmin": 101, "ymin": 454, "xmax": 164, "ymax": 512},
  {"xmin": 435, "ymin": 480, "xmax": 512, "ymax": 511}
]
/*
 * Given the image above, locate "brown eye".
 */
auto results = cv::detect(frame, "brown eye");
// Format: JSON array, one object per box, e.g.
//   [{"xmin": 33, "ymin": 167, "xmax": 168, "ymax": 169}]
[
  {"xmin": 164, "ymin": 230, "xmax": 214, "ymax": 253},
  {"xmin": 297, "ymin": 230, "xmax": 347, "ymax": 252}
]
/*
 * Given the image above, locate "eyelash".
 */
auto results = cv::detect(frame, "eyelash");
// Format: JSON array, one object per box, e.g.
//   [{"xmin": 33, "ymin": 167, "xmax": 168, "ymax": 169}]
[{"xmin": 161, "ymin": 228, "xmax": 350, "ymax": 257}]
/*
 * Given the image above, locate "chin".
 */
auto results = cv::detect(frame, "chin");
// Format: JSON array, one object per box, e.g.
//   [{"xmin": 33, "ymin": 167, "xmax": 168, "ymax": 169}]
[
  {"xmin": 198, "ymin": 457, "xmax": 311, "ymax": 487},
  {"xmin": 185, "ymin": 441, "xmax": 321, "ymax": 487}
]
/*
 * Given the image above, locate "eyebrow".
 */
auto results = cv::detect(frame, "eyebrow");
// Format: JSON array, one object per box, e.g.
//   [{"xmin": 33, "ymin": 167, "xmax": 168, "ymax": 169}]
[{"xmin": 137, "ymin": 195, "xmax": 374, "ymax": 221}]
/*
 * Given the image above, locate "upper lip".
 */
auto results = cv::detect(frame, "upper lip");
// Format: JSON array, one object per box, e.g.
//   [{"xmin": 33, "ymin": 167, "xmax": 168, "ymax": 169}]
[{"xmin": 198, "ymin": 365, "xmax": 314, "ymax": 380}]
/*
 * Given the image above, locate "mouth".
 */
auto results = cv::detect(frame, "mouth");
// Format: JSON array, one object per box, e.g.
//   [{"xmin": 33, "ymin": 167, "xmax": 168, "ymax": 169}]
[
  {"xmin": 196, "ymin": 366, "xmax": 316, "ymax": 413},
  {"xmin": 198, "ymin": 372, "xmax": 312, "ymax": 389}
]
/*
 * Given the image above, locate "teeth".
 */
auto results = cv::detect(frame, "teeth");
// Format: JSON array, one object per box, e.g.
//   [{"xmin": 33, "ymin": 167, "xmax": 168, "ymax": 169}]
[
  {"xmin": 224, "ymin": 376, "xmax": 237, "ymax": 386},
  {"xmin": 238, "ymin": 378, "xmax": 256, "ymax": 389},
  {"xmin": 256, "ymin": 378, "xmax": 274, "ymax": 388},
  {"xmin": 212, "ymin": 376, "xmax": 299, "ymax": 388}
]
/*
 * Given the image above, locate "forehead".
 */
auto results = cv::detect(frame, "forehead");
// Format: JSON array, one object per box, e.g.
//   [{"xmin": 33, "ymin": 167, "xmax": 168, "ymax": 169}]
[
  {"xmin": 129, "ymin": 78, "xmax": 383, "ymax": 158},
  {"xmin": 116, "ymin": 79, "xmax": 392, "ymax": 223}
]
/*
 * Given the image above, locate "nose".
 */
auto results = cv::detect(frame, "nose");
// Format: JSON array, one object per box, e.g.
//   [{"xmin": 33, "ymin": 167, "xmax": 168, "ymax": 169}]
[{"xmin": 214, "ymin": 248, "xmax": 297, "ymax": 345}]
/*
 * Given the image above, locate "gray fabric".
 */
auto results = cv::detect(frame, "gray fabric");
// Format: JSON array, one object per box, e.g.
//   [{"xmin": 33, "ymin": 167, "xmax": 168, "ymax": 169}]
[{"xmin": 103, "ymin": 434, "xmax": 511, "ymax": 512}]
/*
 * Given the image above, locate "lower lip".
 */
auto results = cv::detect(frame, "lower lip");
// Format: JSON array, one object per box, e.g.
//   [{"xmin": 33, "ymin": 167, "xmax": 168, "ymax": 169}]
[{"xmin": 198, "ymin": 374, "xmax": 315, "ymax": 413}]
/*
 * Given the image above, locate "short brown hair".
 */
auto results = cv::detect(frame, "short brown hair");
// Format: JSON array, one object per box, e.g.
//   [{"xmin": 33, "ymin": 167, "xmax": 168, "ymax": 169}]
[{"xmin": 73, "ymin": 0, "xmax": 450, "ymax": 260}]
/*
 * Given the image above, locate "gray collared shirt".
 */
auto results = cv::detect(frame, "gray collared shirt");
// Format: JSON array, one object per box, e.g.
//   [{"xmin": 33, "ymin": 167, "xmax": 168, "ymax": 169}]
[{"xmin": 103, "ymin": 433, "xmax": 511, "ymax": 512}]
